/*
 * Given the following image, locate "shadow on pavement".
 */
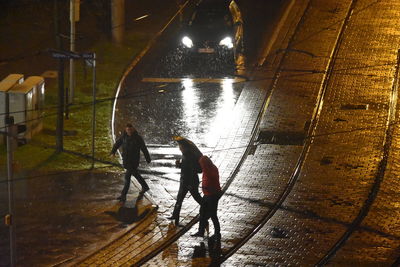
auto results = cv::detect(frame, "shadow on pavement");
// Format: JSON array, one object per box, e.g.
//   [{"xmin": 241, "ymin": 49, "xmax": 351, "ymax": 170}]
[
  {"xmin": 104, "ymin": 192, "xmax": 150, "ymax": 226},
  {"xmin": 190, "ymin": 236, "xmax": 222, "ymax": 266}
]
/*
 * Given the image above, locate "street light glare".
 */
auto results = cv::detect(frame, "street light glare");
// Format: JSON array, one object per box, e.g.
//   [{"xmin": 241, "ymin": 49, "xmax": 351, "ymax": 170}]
[
  {"xmin": 219, "ymin": 36, "xmax": 233, "ymax": 48},
  {"xmin": 182, "ymin": 36, "xmax": 193, "ymax": 48}
]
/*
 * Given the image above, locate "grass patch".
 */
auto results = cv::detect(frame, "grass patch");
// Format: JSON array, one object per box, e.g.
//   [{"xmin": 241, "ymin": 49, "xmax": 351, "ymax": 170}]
[{"xmin": 0, "ymin": 32, "xmax": 151, "ymax": 175}]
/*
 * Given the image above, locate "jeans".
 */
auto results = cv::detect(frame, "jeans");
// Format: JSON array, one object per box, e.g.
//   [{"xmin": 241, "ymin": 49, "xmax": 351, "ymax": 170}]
[
  {"xmin": 172, "ymin": 181, "xmax": 203, "ymax": 219},
  {"xmin": 198, "ymin": 194, "xmax": 220, "ymax": 235},
  {"xmin": 121, "ymin": 168, "xmax": 149, "ymax": 196}
]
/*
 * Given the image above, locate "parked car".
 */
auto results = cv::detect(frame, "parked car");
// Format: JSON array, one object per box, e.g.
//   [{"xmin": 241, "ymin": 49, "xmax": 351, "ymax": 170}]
[{"xmin": 179, "ymin": 0, "xmax": 243, "ymax": 61}]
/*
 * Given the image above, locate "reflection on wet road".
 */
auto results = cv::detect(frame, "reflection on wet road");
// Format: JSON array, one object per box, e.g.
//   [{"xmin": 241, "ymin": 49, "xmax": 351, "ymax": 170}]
[
  {"xmin": 114, "ymin": 53, "xmax": 246, "ymax": 176},
  {"xmin": 112, "ymin": 49, "xmax": 247, "ymax": 207}
]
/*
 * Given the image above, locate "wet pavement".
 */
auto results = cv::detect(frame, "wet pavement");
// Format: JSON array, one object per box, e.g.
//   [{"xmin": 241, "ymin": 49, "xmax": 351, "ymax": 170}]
[
  {"xmin": 88, "ymin": 0, "xmax": 400, "ymax": 266},
  {"xmin": 3, "ymin": 0, "xmax": 400, "ymax": 266},
  {"xmin": 222, "ymin": 0, "xmax": 400, "ymax": 265},
  {"xmin": 114, "ymin": 75, "xmax": 244, "ymax": 148},
  {"xmin": 0, "ymin": 170, "xmax": 155, "ymax": 266},
  {"xmin": 76, "ymin": 1, "xmax": 281, "ymax": 266},
  {"xmin": 0, "ymin": 0, "xmax": 181, "ymax": 266}
]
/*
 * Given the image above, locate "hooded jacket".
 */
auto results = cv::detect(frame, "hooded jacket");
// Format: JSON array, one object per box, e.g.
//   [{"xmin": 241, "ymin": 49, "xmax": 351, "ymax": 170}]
[
  {"xmin": 111, "ymin": 131, "xmax": 151, "ymax": 170},
  {"xmin": 176, "ymin": 137, "xmax": 203, "ymax": 186},
  {"xmin": 180, "ymin": 151, "xmax": 201, "ymax": 186},
  {"xmin": 199, "ymin": 156, "xmax": 221, "ymax": 196}
]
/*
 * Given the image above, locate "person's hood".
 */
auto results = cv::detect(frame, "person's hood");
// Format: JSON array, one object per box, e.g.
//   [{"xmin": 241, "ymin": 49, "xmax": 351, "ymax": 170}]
[
  {"xmin": 174, "ymin": 136, "xmax": 203, "ymax": 157},
  {"xmin": 199, "ymin": 155, "xmax": 214, "ymax": 171}
]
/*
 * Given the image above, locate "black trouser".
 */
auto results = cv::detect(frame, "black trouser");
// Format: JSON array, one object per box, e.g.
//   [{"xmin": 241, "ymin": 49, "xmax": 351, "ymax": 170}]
[
  {"xmin": 198, "ymin": 194, "xmax": 220, "ymax": 235},
  {"xmin": 172, "ymin": 181, "xmax": 203, "ymax": 219},
  {"xmin": 121, "ymin": 168, "xmax": 149, "ymax": 196}
]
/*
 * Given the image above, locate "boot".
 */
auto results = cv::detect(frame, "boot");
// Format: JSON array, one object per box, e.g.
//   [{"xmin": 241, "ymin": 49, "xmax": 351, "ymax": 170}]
[
  {"xmin": 167, "ymin": 214, "xmax": 177, "ymax": 220},
  {"xmin": 191, "ymin": 231, "xmax": 204, "ymax": 237}
]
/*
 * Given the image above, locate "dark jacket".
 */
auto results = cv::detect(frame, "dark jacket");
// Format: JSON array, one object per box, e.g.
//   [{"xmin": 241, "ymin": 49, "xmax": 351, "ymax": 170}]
[
  {"xmin": 111, "ymin": 131, "xmax": 151, "ymax": 170},
  {"xmin": 179, "ymin": 151, "xmax": 202, "ymax": 186}
]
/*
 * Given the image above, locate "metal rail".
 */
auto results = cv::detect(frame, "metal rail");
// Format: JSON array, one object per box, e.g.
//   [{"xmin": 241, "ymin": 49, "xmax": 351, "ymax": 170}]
[
  {"xmin": 134, "ymin": 0, "xmax": 315, "ymax": 265},
  {"xmin": 213, "ymin": 0, "xmax": 397, "ymax": 265},
  {"xmin": 132, "ymin": 29, "xmax": 279, "ymax": 267},
  {"xmin": 315, "ymin": 50, "xmax": 400, "ymax": 266},
  {"xmin": 216, "ymin": 0, "xmax": 365, "ymax": 265},
  {"xmin": 117, "ymin": 0, "xmax": 392, "ymax": 266}
]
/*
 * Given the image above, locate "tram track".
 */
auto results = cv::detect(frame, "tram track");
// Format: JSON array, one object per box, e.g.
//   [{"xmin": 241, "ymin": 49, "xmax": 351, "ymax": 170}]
[
  {"xmin": 215, "ymin": 0, "xmax": 399, "ymax": 265},
  {"xmin": 133, "ymin": 0, "xmax": 316, "ymax": 266},
  {"xmin": 106, "ymin": 0, "xmax": 395, "ymax": 265},
  {"xmin": 315, "ymin": 49, "xmax": 400, "ymax": 266},
  {"xmin": 216, "ymin": 0, "xmax": 382, "ymax": 265},
  {"xmin": 133, "ymin": 0, "xmax": 353, "ymax": 264}
]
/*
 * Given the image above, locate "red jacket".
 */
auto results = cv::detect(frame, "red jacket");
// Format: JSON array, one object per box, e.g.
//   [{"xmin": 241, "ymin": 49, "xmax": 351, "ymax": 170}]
[{"xmin": 199, "ymin": 156, "xmax": 221, "ymax": 196}]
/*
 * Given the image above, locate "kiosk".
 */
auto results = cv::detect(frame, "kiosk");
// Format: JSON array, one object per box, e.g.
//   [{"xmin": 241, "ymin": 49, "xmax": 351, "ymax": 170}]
[
  {"xmin": 0, "ymin": 74, "xmax": 24, "ymax": 143},
  {"xmin": 8, "ymin": 76, "xmax": 45, "ymax": 140}
]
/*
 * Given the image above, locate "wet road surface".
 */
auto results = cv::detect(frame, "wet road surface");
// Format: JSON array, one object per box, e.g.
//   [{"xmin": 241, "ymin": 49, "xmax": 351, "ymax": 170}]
[
  {"xmin": 0, "ymin": 0, "xmax": 181, "ymax": 266},
  {"xmin": 110, "ymin": 0, "xmax": 400, "ymax": 266},
  {"xmin": 0, "ymin": 170, "xmax": 154, "ymax": 266},
  {"xmin": 113, "ymin": 38, "xmax": 247, "ymax": 189},
  {"xmin": 3, "ymin": 0, "xmax": 356, "ymax": 266}
]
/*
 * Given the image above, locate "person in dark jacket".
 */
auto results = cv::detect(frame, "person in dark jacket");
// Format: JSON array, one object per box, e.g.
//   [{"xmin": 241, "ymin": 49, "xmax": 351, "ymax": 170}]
[
  {"xmin": 110, "ymin": 123, "xmax": 151, "ymax": 202},
  {"xmin": 168, "ymin": 136, "xmax": 203, "ymax": 225},
  {"xmin": 191, "ymin": 155, "xmax": 221, "ymax": 239}
]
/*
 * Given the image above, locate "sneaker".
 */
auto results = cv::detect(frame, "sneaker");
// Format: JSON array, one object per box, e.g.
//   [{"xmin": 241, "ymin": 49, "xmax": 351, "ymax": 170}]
[
  {"xmin": 166, "ymin": 215, "xmax": 180, "ymax": 225},
  {"xmin": 167, "ymin": 215, "xmax": 176, "ymax": 220}
]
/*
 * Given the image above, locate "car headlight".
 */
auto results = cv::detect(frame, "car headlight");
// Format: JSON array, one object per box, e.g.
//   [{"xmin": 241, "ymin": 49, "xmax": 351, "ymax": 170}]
[
  {"xmin": 182, "ymin": 36, "xmax": 193, "ymax": 48},
  {"xmin": 219, "ymin": 36, "xmax": 233, "ymax": 48}
]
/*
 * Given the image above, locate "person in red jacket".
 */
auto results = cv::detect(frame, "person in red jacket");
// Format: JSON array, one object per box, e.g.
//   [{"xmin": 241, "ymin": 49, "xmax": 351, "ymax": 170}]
[{"xmin": 192, "ymin": 155, "xmax": 221, "ymax": 239}]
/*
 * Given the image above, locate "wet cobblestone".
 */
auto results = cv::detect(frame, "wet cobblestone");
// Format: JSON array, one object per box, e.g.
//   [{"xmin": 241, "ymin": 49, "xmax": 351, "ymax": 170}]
[
  {"xmin": 226, "ymin": 0, "xmax": 400, "ymax": 266},
  {"xmin": 77, "ymin": 0, "xmax": 400, "ymax": 265},
  {"xmin": 326, "ymin": 1, "xmax": 400, "ymax": 264},
  {"xmin": 78, "ymin": 66, "xmax": 268, "ymax": 266}
]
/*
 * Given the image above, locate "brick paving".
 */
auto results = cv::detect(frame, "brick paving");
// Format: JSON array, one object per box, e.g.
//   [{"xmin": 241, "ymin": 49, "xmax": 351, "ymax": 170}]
[
  {"xmin": 316, "ymin": 0, "xmax": 400, "ymax": 265},
  {"xmin": 224, "ymin": 0, "xmax": 400, "ymax": 266},
  {"xmin": 79, "ymin": 0, "xmax": 400, "ymax": 266},
  {"xmin": 78, "ymin": 58, "xmax": 268, "ymax": 266}
]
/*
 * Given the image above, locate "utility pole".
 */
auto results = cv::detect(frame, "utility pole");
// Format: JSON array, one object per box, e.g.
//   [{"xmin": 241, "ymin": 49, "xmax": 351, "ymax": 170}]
[
  {"xmin": 56, "ymin": 57, "xmax": 65, "ymax": 152},
  {"xmin": 54, "ymin": 0, "xmax": 64, "ymax": 152},
  {"xmin": 50, "ymin": 50, "xmax": 96, "ymax": 157},
  {"xmin": 91, "ymin": 53, "xmax": 96, "ymax": 169},
  {"xmin": 5, "ymin": 116, "xmax": 17, "ymax": 267},
  {"xmin": 54, "ymin": 0, "xmax": 60, "ymax": 48},
  {"xmin": 111, "ymin": 0, "xmax": 125, "ymax": 44},
  {"xmin": 69, "ymin": 0, "xmax": 79, "ymax": 105}
]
